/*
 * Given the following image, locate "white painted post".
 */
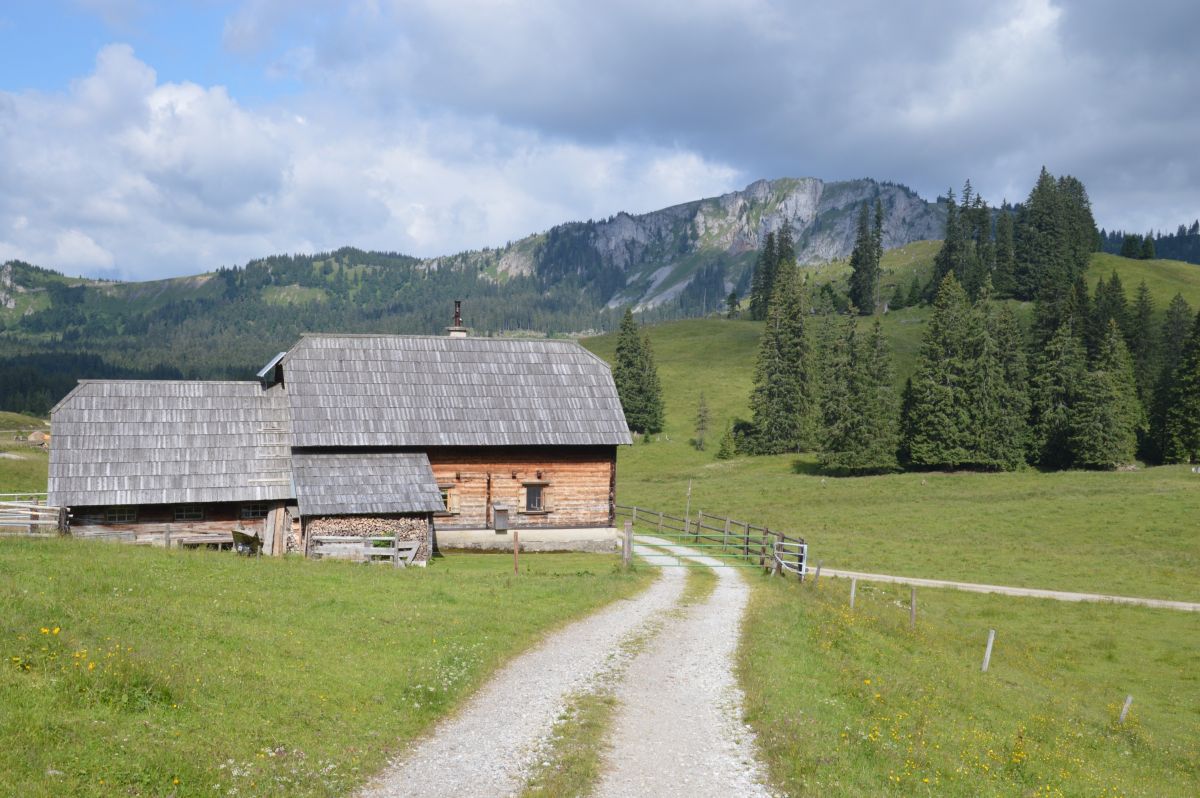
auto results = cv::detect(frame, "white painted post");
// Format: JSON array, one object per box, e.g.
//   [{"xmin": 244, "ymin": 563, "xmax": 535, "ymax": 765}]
[
  {"xmin": 982, "ymin": 629, "xmax": 996, "ymax": 672},
  {"xmin": 622, "ymin": 520, "xmax": 633, "ymax": 569},
  {"xmin": 1119, "ymin": 694, "xmax": 1134, "ymax": 723},
  {"xmin": 849, "ymin": 578, "xmax": 857, "ymax": 609},
  {"xmin": 684, "ymin": 479, "xmax": 692, "ymax": 534}
]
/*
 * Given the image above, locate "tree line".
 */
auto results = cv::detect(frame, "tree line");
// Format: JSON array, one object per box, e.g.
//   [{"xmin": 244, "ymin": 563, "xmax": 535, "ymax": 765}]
[{"xmin": 1101, "ymin": 222, "xmax": 1200, "ymax": 265}]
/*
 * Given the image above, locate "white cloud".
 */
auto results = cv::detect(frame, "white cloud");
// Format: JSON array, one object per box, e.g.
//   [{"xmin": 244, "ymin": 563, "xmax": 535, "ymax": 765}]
[{"xmin": 0, "ymin": 44, "xmax": 740, "ymax": 279}]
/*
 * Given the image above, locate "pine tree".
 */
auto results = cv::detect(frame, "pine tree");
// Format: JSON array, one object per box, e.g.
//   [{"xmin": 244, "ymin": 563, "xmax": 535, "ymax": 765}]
[
  {"xmin": 889, "ymin": 281, "xmax": 907, "ymax": 310},
  {"xmin": 1069, "ymin": 320, "xmax": 1143, "ymax": 469},
  {"xmin": 931, "ymin": 189, "xmax": 963, "ymax": 294},
  {"xmin": 748, "ymin": 261, "xmax": 816, "ymax": 453},
  {"xmin": 1016, "ymin": 168, "xmax": 1075, "ymax": 337},
  {"xmin": 694, "ymin": 391, "xmax": 711, "ymax": 451},
  {"xmin": 848, "ymin": 203, "xmax": 880, "ymax": 314},
  {"xmin": 1089, "ymin": 272, "xmax": 1129, "ymax": 354},
  {"xmin": 1029, "ymin": 321, "xmax": 1088, "ymax": 468},
  {"xmin": 1162, "ymin": 311, "xmax": 1200, "ymax": 463},
  {"xmin": 1120, "ymin": 234, "xmax": 1142, "ymax": 259},
  {"xmin": 725, "ymin": 291, "xmax": 740, "ymax": 318},
  {"xmin": 905, "ymin": 274, "xmax": 923, "ymax": 308},
  {"xmin": 613, "ymin": 309, "xmax": 663, "ymax": 435},
  {"xmin": 903, "ymin": 275, "xmax": 975, "ymax": 468},
  {"xmin": 1148, "ymin": 294, "xmax": 1194, "ymax": 462},
  {"xmin": 818, "ymin": 313, "xmax": 855, "ymax": 470},
  {"xmin": 774, "ymin": 225, "xmax": 796, "ymax": 307}
]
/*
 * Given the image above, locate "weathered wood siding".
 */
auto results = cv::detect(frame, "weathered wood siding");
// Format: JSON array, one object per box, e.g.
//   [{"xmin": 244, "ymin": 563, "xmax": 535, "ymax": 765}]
[
  {"xmin": 70, "ymin": 501, "xmax": 278, "ymax": 544},
  {"xmin": 426, "ymin": 446, "xmax": 616, "ymax": 530}
]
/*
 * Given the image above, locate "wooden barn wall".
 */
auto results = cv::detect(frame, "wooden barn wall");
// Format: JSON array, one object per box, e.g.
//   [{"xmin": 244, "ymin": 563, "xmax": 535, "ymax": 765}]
[
  {"xmin": 425, "ymin": 446, "xmax": 616, "ymax": 529},
  {"xmin": 70, "ymin": 502, "xmax": 275, "ymax": 542}
]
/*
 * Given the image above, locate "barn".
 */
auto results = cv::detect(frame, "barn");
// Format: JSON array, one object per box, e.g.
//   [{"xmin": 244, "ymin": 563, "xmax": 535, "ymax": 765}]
[{"xmin": 48, "ymin": 325, "xmax": 632, "ymax": 562}]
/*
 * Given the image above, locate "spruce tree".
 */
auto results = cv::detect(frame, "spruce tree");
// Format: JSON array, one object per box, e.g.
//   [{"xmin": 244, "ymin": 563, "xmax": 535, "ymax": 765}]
[
  {"xmin": 748, "ymin": 232, "xmax": 778, "ymax": 321},
  {"xmin": 848, "ymin": 203, "xmax": 880, "ymax": 314},
  {"xmin": 639, "ymin": 331, "xmax": 664, "ymax": 435},
  {"xmin": 1016, "ymin": 168, "xmax": 1075, "ymax": 336},
  {"xmin": 715, "ymin": 423, "xmax": 737, "ymax": 460},
  {"xmin": 1141, "ymin": 235, "xmax": 1156, "ymax": 260},
  {"xmin": 822, "ymin": 319, "xmax": 899, "ymax": 473},
  {"xmin": 1162, "ymin": 311, "xmax": 1200, "ymax": 463},
  {"xmin": 1069, "ymin": 320, "xmax": 1143, "ymax": 469},
  {"xmin": 1128, "ymin": 281, "xmax": 1158, "ymax": 408},
  {"xmin": 748, "ymin": 261, "xmax": 816, "ymax": 453},
  {"xmin": 970, "ymin": 297, "xmax": 1030, "ymax": 470},
  {"xmin": 903, "ymin": 275, "xmax": 975, "ymax": 468},
  {"xmin": 889, "ymin": 281, "xmax": 907, "ymax": 310},
  {"xmin": 994, "ymin": 208, "xmax": 1018, "ymax": 297},
  {"xmin": 818, "ymin": 313, "xmax": 856, "ymax": 471},
  {"xmin": 1148, "ymin": 294, "xmax": 1194, "ymax": 462},
  {"xmin": 1089, "ymin": 272, "xmax": 1129, "ymax": 354},
  {"xmin": 613, "ymin": 309, "xmax": 663, "ymax": 435},
  {"xmin": 774, "ymin": 225, "xmax": 796, "ymax": 307},
  {"xmin": 694, "ymin": 391, "xmax": 710, "ymax": 451},
  {"xmin": 905, "ymin": 274, "xmax": 923, "ymax": 308},
  {"xmin": 1029, "ymin": 321, "xmax": 1088, "ymax": 468}
]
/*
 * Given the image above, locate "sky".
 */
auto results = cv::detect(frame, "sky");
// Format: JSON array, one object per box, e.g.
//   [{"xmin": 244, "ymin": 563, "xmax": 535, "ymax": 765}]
[{"xmin": 0, "ymin": 0, "xmax": 1197, "ymax": 281}]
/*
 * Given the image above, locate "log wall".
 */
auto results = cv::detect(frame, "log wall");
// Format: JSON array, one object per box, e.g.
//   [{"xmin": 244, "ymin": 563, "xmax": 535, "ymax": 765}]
[
  {"xmin": 70, "ymin": 501, "xmax": 278, "ymax": 546},
  {"xmin": 426, "ymin": 446, "xmax": 617, "ymax": 530}
]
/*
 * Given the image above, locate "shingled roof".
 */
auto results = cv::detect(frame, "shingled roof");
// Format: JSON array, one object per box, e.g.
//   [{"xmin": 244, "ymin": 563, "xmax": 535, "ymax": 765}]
[
  {"xmin": 48, "ymin": 381, "xmax": 293, "ymax": 507},
  {"xmin": 292, "ymin": 452, "xmax": 443, "ymax": 516},
  {"xmin": 282, "ymin": 334, "xmax": 632, "ymax": 448}
]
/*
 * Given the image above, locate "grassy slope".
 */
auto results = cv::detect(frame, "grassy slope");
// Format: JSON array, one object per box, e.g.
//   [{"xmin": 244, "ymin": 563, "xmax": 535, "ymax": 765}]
[
  {"xmin": 0, "ymin": 540, "xmax": 651, "ymax": 797},
  {"xmin": 0, "ymin": 443, "xmax": 49, "ymax": 494},
  {"xmin": 740, "ymin": 575, "xmax": 1199, "ymax": 797},
  {"xmin": 582, "ymin": 252, "xmax": 1200, "ymax": 601},
  {"xmin": 0, "ymin": 410, "xmax": 47, "ymax": 431}
]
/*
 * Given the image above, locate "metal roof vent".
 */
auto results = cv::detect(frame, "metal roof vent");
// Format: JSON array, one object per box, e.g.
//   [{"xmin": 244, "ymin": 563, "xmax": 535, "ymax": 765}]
[{"xmin": 446, "ymin": 299, "xmax": 469, "ymax": 338}]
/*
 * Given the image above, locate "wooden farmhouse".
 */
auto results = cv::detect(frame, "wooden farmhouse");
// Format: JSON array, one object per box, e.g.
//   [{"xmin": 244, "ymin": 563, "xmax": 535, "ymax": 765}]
[{"xmin": 48, "ymin": 328, "xmax": 632, "ymax": 563}]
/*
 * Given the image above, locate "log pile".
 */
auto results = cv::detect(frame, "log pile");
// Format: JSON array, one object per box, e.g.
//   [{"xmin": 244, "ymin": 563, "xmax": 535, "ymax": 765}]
[{"xmin": 305, "ymin": 515, "xmax": 431, "ymax": 562}]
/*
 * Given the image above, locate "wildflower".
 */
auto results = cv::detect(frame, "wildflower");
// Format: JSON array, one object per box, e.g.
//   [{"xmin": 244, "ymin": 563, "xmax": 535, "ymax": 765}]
[
  {"xmin": 40, "ymin": 627, "xmax": 49, "ymax": 635},
  {"xmin": 88, "ymin": 662, "xmax": 95, "ymax": 671},
  {"xmin": 863, "ymin": 678, "xmax": 871, "ymax": 685},
  {"xmin": 52, "ymin": 627, "xmax": 60, "ymax": 635}
]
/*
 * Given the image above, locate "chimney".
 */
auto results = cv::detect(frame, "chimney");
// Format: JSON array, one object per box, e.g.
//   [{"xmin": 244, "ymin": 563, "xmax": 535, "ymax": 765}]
[{"xmin": 446, "ymin": 299, "xmax": 469, "ymax": 338}]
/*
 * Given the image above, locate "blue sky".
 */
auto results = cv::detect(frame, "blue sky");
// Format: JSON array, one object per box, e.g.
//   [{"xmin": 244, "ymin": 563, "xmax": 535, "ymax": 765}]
[{"xmin": 1, "ymin": 0, "xmax": 1198, "ymax": 280}]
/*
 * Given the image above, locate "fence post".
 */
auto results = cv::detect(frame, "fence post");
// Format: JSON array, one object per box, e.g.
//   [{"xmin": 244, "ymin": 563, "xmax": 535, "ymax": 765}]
[
  {"xmin": 622, "ymin": 520, "xmax": 632, "ymax": 569},
  {"xmin": 1119, "ymin": 695, "xmax": 1134, "ymax": 723},
  {"xmin": 813, "ymin": 560, "xmax": 822, "ymax": 586},
  {"xmin": 759, "ymin": 527, "xmax": 768, "ymax": 569},
  {"xmin": 513, "ymin": 529, "xmax": 520, "ymax": 575},
  {"xmin": 981, "ymin": 629, "xmax": 996, "ymax": 672},
  {"xmin": 910, "ymin": 586, "xmax": 917, "ymax": 630},
  {"xmin": 658, "ymin": 511, "xmax": 663, "ymax": 535},
  {"xmin": 723, "ymin": 517, "xmax": 731, "ymax": 552},
  {"xmin": 849, "ymin": 578, "xmax": 857, "ymax": 609},
  {"xmin": 163, "ymin": 526, "xmax": 172, "ymax": 549},
  {"xmin": 57, "ymin": 506, "xmax": 69, "ymax": 535}
]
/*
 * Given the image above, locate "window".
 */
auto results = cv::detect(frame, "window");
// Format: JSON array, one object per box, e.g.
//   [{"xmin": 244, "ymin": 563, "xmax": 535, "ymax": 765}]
[
  {"xmin": 437, "ymin": 485, "xmax": 459, "ymax": 515},
  {"xmin": 241, "ymin": 503, "xmax": 268, "ymax": 520},
  {"xmin": 174, "ymin": 504, "xmax": 204, "ymax": 522},
  {"xmin": 105, "ymin": 506, "xmax": 136, "ymax": 523},
  {"xmin": 524, "ymin": 484, "xmax": 545, "ymax": 512}
]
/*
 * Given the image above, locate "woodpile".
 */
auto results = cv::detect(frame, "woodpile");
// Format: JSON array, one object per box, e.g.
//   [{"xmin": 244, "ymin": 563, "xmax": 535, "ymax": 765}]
[{"xmin": 305, "ymin": 515, "xmax": 432, "ymax": 562}]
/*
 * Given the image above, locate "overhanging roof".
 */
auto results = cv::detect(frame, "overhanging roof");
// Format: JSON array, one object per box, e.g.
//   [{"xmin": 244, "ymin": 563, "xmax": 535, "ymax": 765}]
[{"xmin": 292, "ymin": 452, "xmax": 443, "ymax": 516}]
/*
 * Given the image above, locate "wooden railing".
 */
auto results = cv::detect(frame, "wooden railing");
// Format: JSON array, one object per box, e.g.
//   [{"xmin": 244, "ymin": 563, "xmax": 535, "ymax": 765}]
[
  {"xmin": 614, "ymin": 504, "xmax": 807, "ymax": 579},
  {"xmin": 0, "ymin": 498, "xmax": 69, "ymax": 536},
  {"xmin": 309, "ymin": 535, "xmax": 420, "ymax": 567}
]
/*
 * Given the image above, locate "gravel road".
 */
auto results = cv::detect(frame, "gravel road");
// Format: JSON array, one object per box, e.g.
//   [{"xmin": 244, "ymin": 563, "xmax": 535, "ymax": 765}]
[
  {"xmin": 357, "ymin": 560, "xmax": 686, "ymax": 798},
  {"xmin": 593, "ymin": 539, "xmax": 773, "ymax": 798}
]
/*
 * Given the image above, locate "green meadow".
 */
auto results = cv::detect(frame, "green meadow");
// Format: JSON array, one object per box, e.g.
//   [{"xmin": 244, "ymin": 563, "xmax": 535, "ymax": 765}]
[{"xmin": 0, "ymin": 541, "xmax": 651, "ymax": 797}]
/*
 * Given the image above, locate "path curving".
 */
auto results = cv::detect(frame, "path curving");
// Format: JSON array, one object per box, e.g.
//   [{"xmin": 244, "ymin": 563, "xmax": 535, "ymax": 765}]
[
  {"xmin": 593, "ymin": 538, "xmax": 773, "ymax": 798},
  {"xmin": 357, "ymin": 560, "xmax": 686, "ymax": 798}
]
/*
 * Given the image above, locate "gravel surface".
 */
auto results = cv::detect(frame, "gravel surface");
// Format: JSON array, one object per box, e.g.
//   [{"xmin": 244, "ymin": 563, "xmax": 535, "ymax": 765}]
[
  {"xmin": 357, "ymin": 561, "xmax": 685, "ymax": 798},
  {"xmin": 594, "ymin": 539, "xmax": 774, "ymax": 798}
]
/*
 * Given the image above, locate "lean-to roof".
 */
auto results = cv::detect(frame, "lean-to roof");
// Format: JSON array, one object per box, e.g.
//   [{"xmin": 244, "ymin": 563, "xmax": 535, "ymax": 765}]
[{"xmin": 291, "ymin": 452, "xmax": 443, "ymax": 516}]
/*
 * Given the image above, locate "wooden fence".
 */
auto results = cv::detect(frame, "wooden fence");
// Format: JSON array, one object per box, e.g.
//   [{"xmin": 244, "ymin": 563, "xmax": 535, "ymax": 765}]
[
  {"xmin": 0, "ymin": 494, "xmax": 68, "ymax": 536},
  {"xmin": 614, "ymin": 504, "xmax": 807, "ymax": 578},
  {"xmin": 309, "ymin": 535, "xmax": 420, "ymax": 567}
]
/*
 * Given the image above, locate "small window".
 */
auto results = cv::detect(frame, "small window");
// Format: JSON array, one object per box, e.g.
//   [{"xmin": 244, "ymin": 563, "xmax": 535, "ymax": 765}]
[
  {"xmin": 241, "ymin": 503, "xmax": 268, "ymax": 520},
  {"xmin": 105, "ymin": 506, "xmax": 136, "ymax": 523},
  {"xmin": 525, "ymin": 484, "xmax": 544, "ymax": 512},
  {"xmin": 437, "ymin": 485, "xmax": 459, "ymax": 514},
  {"xmin": 174, "ymin": 504, "xmax": 204, "ymax": 522}
]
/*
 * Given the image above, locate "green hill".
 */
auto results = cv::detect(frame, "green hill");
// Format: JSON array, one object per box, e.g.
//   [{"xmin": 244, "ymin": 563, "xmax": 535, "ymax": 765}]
[{"xmin": 581, "ymin": 250, "xmax": 1200, "ymax": 599}]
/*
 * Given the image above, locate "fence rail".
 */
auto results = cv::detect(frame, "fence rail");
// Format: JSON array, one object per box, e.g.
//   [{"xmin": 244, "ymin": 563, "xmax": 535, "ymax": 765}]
[
  {"xmin": 0, "ymin": 499, "xmax": 69, "ymax": 536},
  {"xmin": 615, "ymin": 504, "xmax": 806, "ymax": 579}
]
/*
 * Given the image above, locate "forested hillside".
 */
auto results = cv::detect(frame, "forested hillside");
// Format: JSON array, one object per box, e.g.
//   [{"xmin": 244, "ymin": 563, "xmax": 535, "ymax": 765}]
[{"xmin": 1, "ymin": 177, "xmax": 949, "ymax": 415}]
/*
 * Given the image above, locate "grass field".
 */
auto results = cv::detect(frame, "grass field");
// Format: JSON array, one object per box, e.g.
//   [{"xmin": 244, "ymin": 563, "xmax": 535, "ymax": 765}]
[
  {"xmin": 581, "ymin": 251, "xmax": 1200, "ymax": 602},
  {"xmin": 0, "ymin": 540, "xmax": 651, "ymax": 797},
  {"xmin": 0, "ymin": 442, "xmax": 49, "ymax": 495},
  {"xmin": 739, "ymin": 574, "xmax": 1200, "ymax": 797}
]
